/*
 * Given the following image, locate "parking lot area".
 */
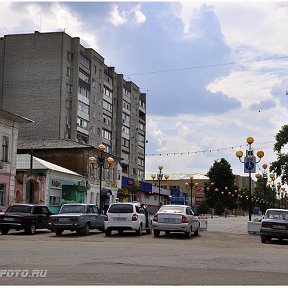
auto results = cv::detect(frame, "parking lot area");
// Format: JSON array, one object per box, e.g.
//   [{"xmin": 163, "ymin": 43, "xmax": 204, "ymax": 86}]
[{"xmin": 0, "ymin": 215, "xmax": 288, "ymax": 285}]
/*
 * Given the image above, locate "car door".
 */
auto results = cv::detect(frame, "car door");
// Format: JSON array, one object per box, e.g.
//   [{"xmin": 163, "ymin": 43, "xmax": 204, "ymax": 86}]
[
  {"xmin": 40, "ymin": 206, "xmax": 51, "ymax": 229},
  {"xmin": 136, "ymin": 206, "xmax": 146, "ymax": 226},
  {"xmin": 33, "ymin": 206, "xmax": 44, "ymax": 228},
  {"xmin": 87, "ymin": 205, "xmax": 97, "ymax": 229},
  {"xmin": 92, "ymin": 206, "xmax": 104, "ymax": 229},
  {"xmin": 189, "ymin": 208, "xmax": 198, "ymax": 231}
]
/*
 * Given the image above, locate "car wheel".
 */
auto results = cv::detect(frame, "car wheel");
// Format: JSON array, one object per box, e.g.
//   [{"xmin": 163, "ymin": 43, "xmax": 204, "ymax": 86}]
[
  {"xmin": 261, "ymin": 236, "xmax": 267, "ymax": 243},
  {"xmin": 153, "ymin": 230, "xmax": 160, "ymax": 237},
  {"xmin": 25, "ymin": 224, "xmax": 36, "ymax": 235},
  {"xmin": 194, "ymin": 226, "xmax": 200, "ymax": 236},
  {"xmin": 105, "ymin": 229, "xmax": 112, "ymax": 236},
  {"xmin": 0, "ymin": 228, "xmax": 9, "ymax": 235},
  {"xmin": 136, "ymin": 224, "xmax": 142, "ymax": 236},
  {"xmin": 185, "ymin": 226, "xmax": 192, "ymax": 238},
  {"xmin": 55, "ymin": 229, "xmax": 63, "ymax": 236},
  {"xmin": 82, "ymin": 223, "xmax": 90, "ymax": 236}
]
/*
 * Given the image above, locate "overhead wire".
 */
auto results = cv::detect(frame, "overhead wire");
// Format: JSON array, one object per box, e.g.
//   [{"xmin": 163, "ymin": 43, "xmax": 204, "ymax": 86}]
[
  {"xmin": 125, "ymin": 56, "xmax": 288, "ymax": 77},
  {"xmin": 145, "ymin": 141, "xmax": 276, "ymax": 157}
]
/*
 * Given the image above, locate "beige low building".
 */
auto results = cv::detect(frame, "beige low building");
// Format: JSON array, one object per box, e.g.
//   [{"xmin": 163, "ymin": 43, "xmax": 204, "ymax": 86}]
[{"xmin": 145, "ymin": 173, "xmax": 210, "ymax": 206}]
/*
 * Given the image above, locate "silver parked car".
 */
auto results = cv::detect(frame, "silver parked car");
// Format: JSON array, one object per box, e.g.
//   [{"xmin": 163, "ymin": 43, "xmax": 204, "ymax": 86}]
[
  {"xmin": 260, "ymin": 208, "xmax": 288, "ymax": 243},
  {"xmin": 50, "ymin": 204, "xmax": 105, "ymax": 236},
  {"xmin": 152, "ymin": 205, "xmax": 200, "ymax": 238}
]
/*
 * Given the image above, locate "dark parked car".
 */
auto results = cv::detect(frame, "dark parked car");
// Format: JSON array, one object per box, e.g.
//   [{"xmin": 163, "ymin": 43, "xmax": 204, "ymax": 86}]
[
  {"xmin": 260, "ymin": 208, "xmax": 288, "ymax": 243},
  {"xmin": 50, "ymin": 204, "xmax": 105, "ymax": 236},
  {"xmin": 0, "ymin": 204, "xmax": 52, "ymax": 235}
]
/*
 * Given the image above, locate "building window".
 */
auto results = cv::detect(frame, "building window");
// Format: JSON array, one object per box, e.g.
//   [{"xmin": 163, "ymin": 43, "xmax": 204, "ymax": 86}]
[
  {"xmin": 0, "ymin": 183, "xmax": 6, "ymax": 206},
  {"xmin": 123, "ymin": 88, "xmax": 131, "ymax": 98},
  {"xmin": 49, "ymin": 196, "xmax": 60, "ymax": 206},
  {"xmin": 79, "ymin": 69, "xmax": 90, "ymax": 83},
  {"xmin": 103, "ymin": 86, "xmax": 113, "ymax": 98},
  {"xmin": 122, "ymin": 126, "xmax": 130, "ymax": 135},
  {"xmin": 139, "ymin": 122, "xmax": 145, "ymax": 131},
  {"xmin": 94, "ymin": 65, "xmax": 97, "ymax": 75},
  {"xmin": 67, "ymin": 51, "xmax": 71, "ymax": 62},
  {"xmin": 78, "ymin": 101, "xmax": 89, "ymax": 115},
  {"xmin": 122, "ymin": 113, "xmax": 130, "ymax": 124},
  {"xmin": 79, "ymin": 54, "xmax": 90, "ymax": 69},
  {"xmin": 103, "ymin": 100, "xmax": 112, "ymax": 112},
  {"xmin": 66, "ymin": 83, "xmax": 72, "ymax": 93},
  {"xmin": 103, "ymin": 115, "xmax": 112, "ymax": 126},
  {"xmin": 66, "ymin": 67, "xmax": 71, "ymax": 77},
  {"xmin": 102, "ymin": 129, "xmax": 111, "ymax": 140},
  {"xmin": 77, "ymin": 117, "xmax": 89, "ymax": 130},
  {"xmin": 123, "ymin": 100, "xmax": 130, "ymax": 110},
  {"xmin": 2, "ymin": 136, "xmax": 9, "ymax": 162},
  {"xmin": 78, "ymin": 86, "xmax": 90, "ymax": 98},
  {"xmin": 122, "ymin": 137, "xmax": 130, "ymax": 148}
]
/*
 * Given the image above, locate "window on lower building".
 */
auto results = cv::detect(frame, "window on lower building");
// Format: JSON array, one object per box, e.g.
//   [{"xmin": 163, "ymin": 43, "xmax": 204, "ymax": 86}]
[
  {"xmin": 0, "ymin": 183, "xmax": 6, "ymax": 206},
  {"xmin": 49, "ymin": 196, "xmax": 60, "ymax": 206},
  {"xmin": 2, "ymin": 136, "xmax": 9, "ymax": 162}
]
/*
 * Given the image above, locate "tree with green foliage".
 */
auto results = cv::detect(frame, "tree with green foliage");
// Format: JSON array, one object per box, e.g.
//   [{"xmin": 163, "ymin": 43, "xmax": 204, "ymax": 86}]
[
  {"xmin": 270, "ymin": 124, "xmax": 288, "ymax": 184},
  {"xmin": 197, "ymin": 201, "xmax": 210, "ymax": 215},
  {"xmin": 214, "ymin": 199, "xmax": 225, "ymax": 215},
  {"xmin": 205, "ymin": 158, "xmax": 237, "ymax": 210}
]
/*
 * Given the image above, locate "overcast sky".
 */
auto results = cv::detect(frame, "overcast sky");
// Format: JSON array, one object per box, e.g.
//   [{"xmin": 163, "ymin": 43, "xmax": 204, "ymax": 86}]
[{"xmin": 1, "ymin": 1, "xmax": 288, "ymax": 179}]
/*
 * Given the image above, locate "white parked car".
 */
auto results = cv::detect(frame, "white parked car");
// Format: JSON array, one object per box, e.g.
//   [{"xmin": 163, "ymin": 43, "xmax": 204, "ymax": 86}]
[
  {"xmin": 104, "ymin": 202, "xmax": 152, "ymax": 236},
  {"xmin": 152, "ymin": 205, "xmax": 200, "ymax": 238}
]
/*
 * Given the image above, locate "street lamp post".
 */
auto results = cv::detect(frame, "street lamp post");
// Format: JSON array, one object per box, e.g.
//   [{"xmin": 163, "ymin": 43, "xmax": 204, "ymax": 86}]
[
  {"xmin": 89, "ymin": 144, "xmax": 114, "ymax": 214},
  {"xmin": 269, "ymin": 174, "xmax": 276, "ymax": 208},
  {"xmin": 255, "ymin": 163, "xmax": 268, "ymax": 213},
  {"xmin": 158, "ymin": 165, "xmax": 163, "ymax": 207},
  {"xmin": 185, "ymin": 176, "xmax": 194, "ymax": 209},
  {"xmin": 151, "ymin": 165, "xmax": 169, "ymax": 208},
  {"xmin": 236, "ymin": 137, "xmax": 264, "ymax": 221}
]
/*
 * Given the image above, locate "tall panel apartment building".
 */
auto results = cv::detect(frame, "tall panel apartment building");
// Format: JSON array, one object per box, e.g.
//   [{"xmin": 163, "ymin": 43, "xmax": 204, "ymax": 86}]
[{"xmin": 0, "ymin": 31, "xmax": 146, "ymax": 180}]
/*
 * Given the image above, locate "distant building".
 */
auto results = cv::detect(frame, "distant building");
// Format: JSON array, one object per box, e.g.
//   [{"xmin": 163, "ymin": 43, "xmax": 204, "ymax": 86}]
[
  {"xmin": 145, "ymin": 173, "xmax": 210, "ymax": 208},
  {"xmin": 0, "ymin": 31, "xmax": 146, "ymax": 181},
  {"xmin": 234, "ymin": 174, "xmax": 256, "ymax": 191},
  {"xmin": 0, "ymin": 108, "xmax": 32, "ymax": 210}
]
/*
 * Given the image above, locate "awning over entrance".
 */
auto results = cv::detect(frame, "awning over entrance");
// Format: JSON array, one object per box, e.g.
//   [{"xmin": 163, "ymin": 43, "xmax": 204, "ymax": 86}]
[{"xmin": 101, "ymin": 188, "xmax": 112, "ymax": 198}]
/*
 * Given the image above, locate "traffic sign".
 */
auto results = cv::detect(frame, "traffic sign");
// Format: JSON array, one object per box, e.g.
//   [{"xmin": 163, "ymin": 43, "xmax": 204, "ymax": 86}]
[{"xmin": 244, "ymin": 156, "xmax": 256, "ymax": 173}]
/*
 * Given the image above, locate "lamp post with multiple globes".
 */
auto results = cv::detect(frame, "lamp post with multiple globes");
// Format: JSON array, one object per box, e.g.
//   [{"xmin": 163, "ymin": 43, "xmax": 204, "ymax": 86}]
[
  {"xmin": 89, "ymin": 144, "xmax": 114, "ymax": 214},
  {"xmin": 185, "ymin": 176, "xmax": 194, "ymax": 208},
  {"xmin": 236, "ymin": 137, "xmax": 264, "ymax": 221},
  {"xmin": 151, "ymin": 165, "xmax": 169, "ymax": 208}
]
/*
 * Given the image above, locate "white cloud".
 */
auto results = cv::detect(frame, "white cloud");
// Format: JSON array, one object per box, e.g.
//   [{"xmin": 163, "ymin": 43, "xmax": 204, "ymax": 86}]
[
  {"xmin": 108, "ymin": 4, "xmax": 127, "ymax": 26},
  {"xmin": 0, "ymin": 2, "xmax": 101, "ymax": 51},
  {"xmin": 206, "ymin": 70, "xmax": 280, "ymax": 109},
  {"xmin": 213, "ymin": 2, "xmax": 288, "ymax": 55},
  {"xmin": 133, "ymin": 5, "xmax": 146, "ymax": 24}
]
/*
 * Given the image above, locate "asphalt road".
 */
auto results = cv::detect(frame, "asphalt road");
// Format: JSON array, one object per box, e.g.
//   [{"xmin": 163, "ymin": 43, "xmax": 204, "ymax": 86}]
[{"xmin": 0, "ymin": 215, "xmax": 287, "ymax": 286}]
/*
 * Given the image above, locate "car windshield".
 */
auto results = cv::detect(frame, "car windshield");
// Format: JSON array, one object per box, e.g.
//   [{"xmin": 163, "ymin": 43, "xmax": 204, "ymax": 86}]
[
  {"xmin": 108, "ymin": 204, "xmax": 133, "ymax": 213},
  {"xmin": 159, "ymin": 206, "xmax": 185, "ymax": 214},
  {"xmin": 266, "ymin": 210, "xmax": 288, "ymax": 220},
  {"xmin": 6, "ymin": 205, "xmax": 32, "ymax": 213},
  {"xmin": 59, "ymin": 205, "xmax": 85, "ymax": 213}
]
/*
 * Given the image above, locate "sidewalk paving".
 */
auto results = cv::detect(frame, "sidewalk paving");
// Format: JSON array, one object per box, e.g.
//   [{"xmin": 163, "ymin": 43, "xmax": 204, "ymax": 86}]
[{"xmin": 203, "ymin": 215, "xmax": 262, "ymax": 235}]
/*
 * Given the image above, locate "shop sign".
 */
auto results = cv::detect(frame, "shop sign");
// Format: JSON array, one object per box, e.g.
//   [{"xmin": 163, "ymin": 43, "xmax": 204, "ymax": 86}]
[{"xmin": 51, "ymin": 180, "xmax": 61, "ymax": 188}]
